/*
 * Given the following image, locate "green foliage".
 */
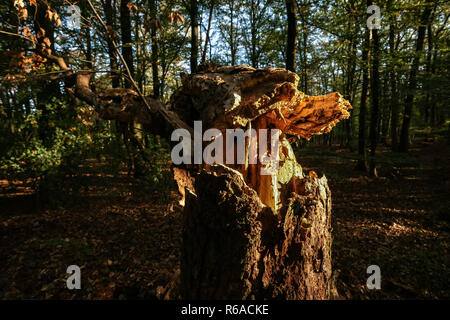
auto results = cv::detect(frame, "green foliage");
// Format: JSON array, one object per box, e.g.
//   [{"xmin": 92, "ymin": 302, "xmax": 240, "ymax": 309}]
[
  {"xmin": 132, "ymin": 136, "xmax": 175, "ymax": 202},
  {"xmin": 0, "ymin": 97, "xmax": 125, "ymax": 207}
]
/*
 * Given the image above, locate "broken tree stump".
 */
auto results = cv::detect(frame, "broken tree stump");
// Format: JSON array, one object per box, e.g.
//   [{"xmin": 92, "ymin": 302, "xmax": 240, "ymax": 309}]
[{"xmin": 172, "ymin": 65, "xmax": 351, "ymax": 300}]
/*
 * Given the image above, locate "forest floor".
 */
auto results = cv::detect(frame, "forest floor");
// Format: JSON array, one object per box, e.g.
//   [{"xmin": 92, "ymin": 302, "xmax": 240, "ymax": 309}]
[{"xmin": 0, "ymin": 137, "xmax": 449, "ymax": 299}]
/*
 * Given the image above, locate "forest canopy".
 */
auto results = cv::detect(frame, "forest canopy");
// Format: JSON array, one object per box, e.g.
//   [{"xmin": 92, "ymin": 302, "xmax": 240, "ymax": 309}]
[{"xmin": 0, "ymin": 0, "xmax": 448, "ymax": 213}]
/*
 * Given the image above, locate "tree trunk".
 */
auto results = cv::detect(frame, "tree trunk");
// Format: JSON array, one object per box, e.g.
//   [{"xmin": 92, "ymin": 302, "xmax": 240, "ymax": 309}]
[
  {"xmin": 399, "ymin": 2, "xmax": 433, "ymax": 152},
  {"xmin": 201, "ymin": 1, "xmax": 215, "ymax": 63},
  {"xmin": 229, "ymin": 1, "xmax": 236, "ymax": 65},
  {"xmin": 102, "ymin": 0, "xmax": 120, "ymax": 88},
  {"xmin": 250, "ymin": 0, "xmax": 258, "ymax": 68},
  {"xmin": 298, "ymin": 2, "xmax": 309, "ymax": 93},
  {"xmin": 369, "ymin": 24, "xmax": 380, "ymax": 177},
  {"xmin": 190, "ymin": 0, "xmax": 199, "ymax": 73},
  {"xmin": 171, "ymin": 66, "xmax": 351, "ymax": 299},
  {"xmin": 380, "ymin": 73, "xmax": 390, "ymax": 145},
  {"xmin": 356, "ymin": 26, "xmax": 369, "ymax": 171},
  {"xmin": 343, "ymin": 29, "xmax": 356, "ymax": 149},
  {"xmin": 389, "ymin": 14, "xmax": 399, "ymax": 151},
  {"xmin": 80, "ymin": 3, "xmax": 93, "ymax": 70},
  {"xmin": 285, "ymin": 0, "xmax": 297, "ymax": 72},
  {"xmin": 33, "ymin": 3, "xmax": 59, "ymax": 146},
  {"xmin": 149, "ymin": 0, "xmax": 160, "ymax": 98},
  {"xmin": 180, "ymin": 165, "xmax": 332, "ymax": 299},
  {"xmin": 120, "ymin": 0, "xmax": 134, "ymax": 88}
]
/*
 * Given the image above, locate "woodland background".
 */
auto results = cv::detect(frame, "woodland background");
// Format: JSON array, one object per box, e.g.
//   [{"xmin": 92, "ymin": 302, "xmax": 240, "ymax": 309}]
[{"xmin": 0, "ymin": 0, "xmax": 449, "ymax": 299}]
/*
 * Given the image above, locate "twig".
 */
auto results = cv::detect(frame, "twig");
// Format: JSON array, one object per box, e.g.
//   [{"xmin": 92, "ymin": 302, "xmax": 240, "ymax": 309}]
[{"xmin": 0, "ymin": 30, "xmax": 35, "ymax": 43}]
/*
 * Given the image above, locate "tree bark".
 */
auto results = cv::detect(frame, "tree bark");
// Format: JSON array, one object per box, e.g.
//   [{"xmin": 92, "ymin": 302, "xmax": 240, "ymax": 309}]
[{"xmin": 181, "ymin": 165, "xmax": 332, "ymax": 299}]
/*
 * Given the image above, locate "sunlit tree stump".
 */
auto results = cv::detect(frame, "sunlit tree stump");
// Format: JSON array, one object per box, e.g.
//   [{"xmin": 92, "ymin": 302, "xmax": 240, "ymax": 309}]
[{"xmin": 171, "ymin": 65, "xmax": 351, "ymax": 299}]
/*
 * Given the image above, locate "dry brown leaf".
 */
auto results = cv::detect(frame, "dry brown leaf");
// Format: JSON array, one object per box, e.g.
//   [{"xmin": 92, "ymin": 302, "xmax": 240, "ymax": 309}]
[
  {"xmin": 43, "ymin": 37, "xmax": 51, "ymax": 47},
  {"xmin": 37, "ymin": 27, "xmax": 45, "ymax": 38},
  {"xmin": 309, "ymin": 171, "xmax": 318, "ymax": 179},
  {"xmin": 175, "ymin": 12, "xmax": 185, "ymax": 24},
  {"xmin": 127, "ymin": 2, "xmax": 138, "ymax": 12},
  {"xmin": 22, "ymin": 26, "xmax": 31, "ymax": 37},
  {"xmin": 13, "ymin": 0, "xmax": 24, "ymax": 8},
  {"xmin": 168, "ymin": 12, "xmax": 184, "ymax": 25},
  {"xmin": 19, "ymin": 8, "xmax": 28, "ymax": 20},
  {"xmin": 53, "ymin": 12, "xmax": 60, "ymax": 22}
]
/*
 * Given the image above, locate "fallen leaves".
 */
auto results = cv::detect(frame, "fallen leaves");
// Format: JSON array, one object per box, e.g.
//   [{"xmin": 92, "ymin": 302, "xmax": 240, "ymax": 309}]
[
  {"xmin": 168, "ymin": 11, "xmax": 185, "ymax": 25},
  {"xmin": 299, "ymin": 141, "xmax": 450, "ymax": 299},
  {"xmin": 0, "ymin": 140, "xmax": 449, "ymax": 300},
  {"xmin": 0, "ymin": 167, "xmax": 182, "ymax": 299}
]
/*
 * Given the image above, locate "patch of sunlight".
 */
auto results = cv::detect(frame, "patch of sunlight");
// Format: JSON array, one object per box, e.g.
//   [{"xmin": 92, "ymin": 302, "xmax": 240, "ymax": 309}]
[{"xmin": 386, "ymin": 222, "xmax": 439, "ymax": 237}]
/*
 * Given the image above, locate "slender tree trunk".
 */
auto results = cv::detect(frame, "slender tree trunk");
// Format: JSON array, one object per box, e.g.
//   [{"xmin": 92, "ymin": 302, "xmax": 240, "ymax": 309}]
[
  {"xmin": 190, "ymin": 0, "xmax": 199, "ymax": 73},
  {"xmin": 102, "ymin": 0, "xmax": 120, "ymax": 88},
  {"xmin": 389, "ymin": 18, "xmax": 399, "ymax": 151},
  {"xmin": 134, "ymin": 10, "xmax": 142, "ymax": 91},
  {"xmin": 250, "ymin": 0, "xmax": 258, "ymax": 68},
  {"xmin": 229, "ymin": 1, "xmax": 236, "ymax": 65},
  {"xmin": 120, "ymin": 0, "xmax": 134, "ymax": 88},
  {"xmin": 369, "ymin": 23, "xmax": 380, "ymax": 177},
  {"xmin": 399, "ymin": 3, "xmax": 433, "ymax": 152},
  {"xmin": 380, "ymin": 73, "xmax": 390, "ymax": 145},
  {"xmin": 201, "ymin": 1, "xmax": 215, "ymax": 63},
  {"xmin": 285, "ymin": 0, "xmax": 297, "ymax": 72},
  {"xmin": 33, "ymin": 4, "xmax": 59, "ymax": 146},
  {"xmin": 149, "ymin": 0, "xmax": 160, "ymax": 98},
  {"xmin": 81, "ymin": 2, "xmax": 93, "ymax": 70},
  {"xmin": 299, "ymin": 4, "xmax": 309, "ymax": 93},
  {"xmin": 430, "ymin": 44, "xmax": 438, "ymax": 127},
  {"xmin": 424, "ymin": 22, "xmax": 433, "ymax": 124},
  {"xmin": 356, "ymin": 26, "xmax": 369, "ymax": 171},
  {"xmin": 343, "ymin": 26, "xmax": 357, "ymax": 148}
]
